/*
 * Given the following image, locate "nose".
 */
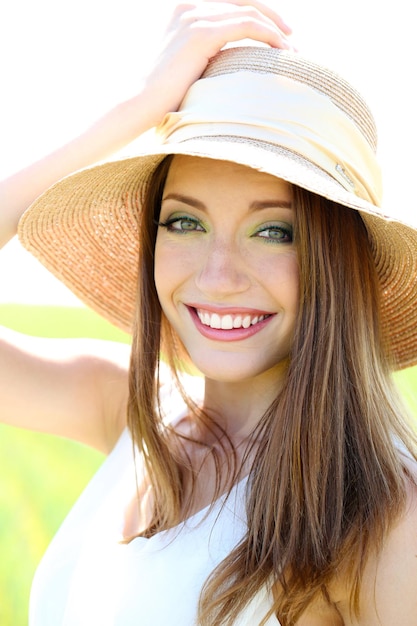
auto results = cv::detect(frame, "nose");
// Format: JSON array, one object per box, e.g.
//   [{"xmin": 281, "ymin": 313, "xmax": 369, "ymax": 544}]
[{"xmin": 195, "ymin": 237, "xmax": 250, "ymax": 297}]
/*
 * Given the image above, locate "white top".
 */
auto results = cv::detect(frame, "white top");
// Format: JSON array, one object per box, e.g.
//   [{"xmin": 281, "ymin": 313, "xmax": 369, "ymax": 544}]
[{"xmin": 30, "ymin": 376, "xmax": 279, "ymax": 626}]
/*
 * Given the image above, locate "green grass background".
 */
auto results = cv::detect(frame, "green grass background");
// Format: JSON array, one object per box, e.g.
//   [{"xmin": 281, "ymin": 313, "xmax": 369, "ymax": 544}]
[
  {"xmin": 0, "ymin": 304, "xmax": 129, "ymax": 626},
  {"xmin": 0, "ymin": 303, "xmax": 416, "ymax": 625}
]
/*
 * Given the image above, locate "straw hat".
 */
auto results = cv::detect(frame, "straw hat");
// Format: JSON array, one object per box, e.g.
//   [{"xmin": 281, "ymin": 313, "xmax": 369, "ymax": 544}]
[{"xmin": 18, "ymin": 47, "xmax": 417, "ymax": 369}]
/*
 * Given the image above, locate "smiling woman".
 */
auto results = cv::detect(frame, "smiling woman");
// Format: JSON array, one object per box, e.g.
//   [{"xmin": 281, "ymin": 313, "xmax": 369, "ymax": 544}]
[
  {"xmin": 1, "ymin": 2, "xmax": 417, "ymax": 626},
  {"xmin": 154, "ymin": 157, "xmax": 298, "ymax": 388}
]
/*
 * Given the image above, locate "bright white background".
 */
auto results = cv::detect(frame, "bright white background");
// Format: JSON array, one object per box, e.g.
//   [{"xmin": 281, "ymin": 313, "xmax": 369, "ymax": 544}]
[{"xmin": 0, "ymin": 0, "xmax": 415, "ymax": 305}]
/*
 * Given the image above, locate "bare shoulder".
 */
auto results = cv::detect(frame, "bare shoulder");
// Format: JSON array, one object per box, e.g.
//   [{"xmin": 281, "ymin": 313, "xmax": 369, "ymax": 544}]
[
  {"xmin": 294, "ymin": 595, "xmax": 344, "ymax": 625},
  {"xmin": 66, "ymin": 336, "xmax": 131, "ymax": 447},
  {"xmin": 336, "ymin": 467, "xmax": 417, "ymax": 625},
  {"xmin": 74, "ymin": 336, "xmax": 131, "ymax": 451},
  {"xmin": 0, "ymin": 325, "xmax": 131, "ymax": 452}
]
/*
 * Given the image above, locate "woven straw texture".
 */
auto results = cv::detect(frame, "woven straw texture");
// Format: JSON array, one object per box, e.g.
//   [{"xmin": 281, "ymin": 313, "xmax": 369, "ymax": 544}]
[{"xmin": 18, "ymin": 47, "xmax": 417, "ymax": 370}]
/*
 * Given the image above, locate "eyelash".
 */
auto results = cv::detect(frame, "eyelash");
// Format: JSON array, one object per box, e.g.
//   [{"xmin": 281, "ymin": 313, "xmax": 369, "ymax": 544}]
[
  {"xmin": 157, "ymin": 216, "xmax": 293, "ymax": 243},
  {"xmin": 254, "ymin": 224, "xmax": 293, "ymax": 243},
  {"xmin": 157, "ymin": 216, "xmax": 204, "ymax": 233}
]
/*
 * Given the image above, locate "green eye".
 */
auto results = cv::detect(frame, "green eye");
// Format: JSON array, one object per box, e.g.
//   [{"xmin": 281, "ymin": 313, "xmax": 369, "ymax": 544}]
[
  {"xmin": 255, "ymin": 224, "xmax": 293, "ymax": 243},
  {"xmin": 158, "ymin": 216, "xmax": 205, "ymax": 233}
]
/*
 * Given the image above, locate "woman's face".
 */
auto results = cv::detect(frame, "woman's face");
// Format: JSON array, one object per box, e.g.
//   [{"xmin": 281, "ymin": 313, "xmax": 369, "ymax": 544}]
[{"xmin": 154, "ymin": 156, "xmax": 299, "ymax": 384}]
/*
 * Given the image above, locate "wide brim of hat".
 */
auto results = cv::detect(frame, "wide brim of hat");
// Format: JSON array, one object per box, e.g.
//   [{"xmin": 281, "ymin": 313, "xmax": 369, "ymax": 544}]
[{"xmin": 18, "ymin": 137, "xmax": 417, "ymax": 370}]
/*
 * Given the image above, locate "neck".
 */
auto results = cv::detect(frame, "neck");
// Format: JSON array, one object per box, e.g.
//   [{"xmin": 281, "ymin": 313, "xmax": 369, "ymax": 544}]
[{"xmin": 202, "ymin": 364, "xmax": 287, "ymax": 445}]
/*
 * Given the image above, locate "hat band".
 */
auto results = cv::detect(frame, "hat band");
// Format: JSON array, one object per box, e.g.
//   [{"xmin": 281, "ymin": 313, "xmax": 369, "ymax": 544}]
[{"xmin": 157, "ymin": 72, "xmax": 382, "ymax": 205}]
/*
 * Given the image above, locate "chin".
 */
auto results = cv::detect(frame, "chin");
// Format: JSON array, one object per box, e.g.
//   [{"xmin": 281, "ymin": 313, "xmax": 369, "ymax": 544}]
[{"xmin": 187, "ymin": 351, "xmax": 289, "ymax": 385}]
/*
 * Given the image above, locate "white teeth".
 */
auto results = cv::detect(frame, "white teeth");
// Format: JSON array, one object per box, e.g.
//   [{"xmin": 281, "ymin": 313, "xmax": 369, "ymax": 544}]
[
  {"xmin": 221, "ymin": 315, "xmax": 234, "ymax": 330},
  {"xmin": 196, "ymin": 309, "xmax": 269, "ymax": 330},
  {"xmin": 211, "ymin": 313, "xmax": 221, "ymax": 329},
  {"xmin": 233, "ymin": 315, "xmax": 242, "ymax": 328},
  {"xmin": 242, "ymin": 315, "xmax": 251, "ymax": 329}
]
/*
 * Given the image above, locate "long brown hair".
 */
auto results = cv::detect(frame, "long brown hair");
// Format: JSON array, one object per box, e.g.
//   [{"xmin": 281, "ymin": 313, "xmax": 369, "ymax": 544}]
[{"xmin": 128, "ymin": 157, "xmax": 417, "ymax": 623}]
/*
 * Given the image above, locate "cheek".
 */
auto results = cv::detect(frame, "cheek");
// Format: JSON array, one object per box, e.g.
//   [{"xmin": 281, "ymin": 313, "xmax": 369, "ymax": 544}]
[
  {"xmin": 269, "ymin": 252, "xmax": 299, "ymax": 311},
  {"xmin": 288, "ymin": 260, "xmax": 300, "ymax": 309},
  {"xmin": 154, "ymin": 239, "xmax": 191, "ymax": 306},
  {"xmin": 154, "ymin": 240, "xmax": 170, "ymax": 305}
]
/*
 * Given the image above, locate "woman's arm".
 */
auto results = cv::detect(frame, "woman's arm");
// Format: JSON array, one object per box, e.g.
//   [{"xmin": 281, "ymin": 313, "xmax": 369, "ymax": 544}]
[
  {"xmin": 0, "ymin": 96, "xmax": 159, "ymax": 248},
  {"xmin": 0, "ymin": 1, "xmax": 292, "ymax": 450},
  {"xmin": 335, "ymin": 475, "xmax": 417, "ymax": 625},
  {"xmin": 0, "ymin": 327, "xmax": 131, "ymax": 453},
  {"xmin": 0, "ymin": 0, "xmax": 292, "ymax": 248}
]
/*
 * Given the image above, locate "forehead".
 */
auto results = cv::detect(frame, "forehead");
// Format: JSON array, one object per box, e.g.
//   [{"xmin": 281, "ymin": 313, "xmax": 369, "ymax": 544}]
[{"xmin": 164, "ymin": 156, "xmax": 292, "ymax": 201}]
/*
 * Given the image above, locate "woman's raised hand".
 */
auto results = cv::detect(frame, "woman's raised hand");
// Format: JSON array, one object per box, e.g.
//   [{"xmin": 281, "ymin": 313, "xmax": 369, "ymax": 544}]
[
  {"xmin": 141, "ymin": 1, "xmax": 293, "ymax": 126},
  {"xmin": 0, "ymin": 1, "xmax": 293, "ymax": 447},
  {"xmin": 0, "ymin": 2, "xmax": 292, "ymax": 247}
]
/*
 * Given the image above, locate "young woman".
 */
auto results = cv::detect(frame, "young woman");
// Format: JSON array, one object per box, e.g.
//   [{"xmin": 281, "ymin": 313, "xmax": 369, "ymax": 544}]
[{"xmin": 1, "ymin": 2, "xmax": 417, "ymax": 625}]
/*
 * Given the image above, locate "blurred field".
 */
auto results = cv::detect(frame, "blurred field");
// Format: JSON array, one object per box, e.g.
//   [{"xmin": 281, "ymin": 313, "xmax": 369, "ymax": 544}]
[
  {"xmin": 0, "ymin": 304, "xmax": 416, "ymax": 626},
  {"xmin": 0, "ymin": 304, "xmax": 129, "ymax": 626},
  {"xmin": 394, "ymin": 368, "xmax": 417, "ymax": 418}
]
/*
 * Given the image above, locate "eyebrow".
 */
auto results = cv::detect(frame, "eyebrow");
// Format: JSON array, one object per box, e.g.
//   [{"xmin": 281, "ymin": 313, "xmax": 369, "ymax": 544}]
[
  {"xmin": 162, "ymin": 193, "xmax": 206, "ymax": 211},
  {"xmin": 249, "ymin": 200, "xmax": 293, "ymax": 211},
  {"xmin": 162, "ymin": 193, "xmax": 292, "ymax": 211}
]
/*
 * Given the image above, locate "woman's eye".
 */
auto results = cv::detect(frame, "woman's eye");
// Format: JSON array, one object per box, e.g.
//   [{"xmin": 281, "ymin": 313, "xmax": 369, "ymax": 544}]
[
  {"xmin": 158, "ymin": 216, "xmax": 204, "ymax": 233},
  {"xmin": 254, "ymin": 224, "xmax": 293, "ymax": 243}
]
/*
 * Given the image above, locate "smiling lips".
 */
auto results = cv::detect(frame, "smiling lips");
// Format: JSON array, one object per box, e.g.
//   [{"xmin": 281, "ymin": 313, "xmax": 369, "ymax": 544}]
[
  {"xmin": 188, "ymin": 306, "xmax": 274, "ymax": 341},
  {"xmin": 196, "ymin": 308, "xmax": 270, "ymax": 330}
]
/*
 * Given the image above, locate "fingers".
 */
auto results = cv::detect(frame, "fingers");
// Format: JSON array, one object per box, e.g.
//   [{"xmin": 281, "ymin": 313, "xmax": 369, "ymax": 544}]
[
  {"xmin": 137, "ymin": 1, "xmax": 295, "ymax": 125},
  {"xmin": 201, "ymin": 0, "xmax": 292, "ymax": 35},
  {"xmin": 172, "ymin": 1, "xmax": 294, "ymax": 52}
]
